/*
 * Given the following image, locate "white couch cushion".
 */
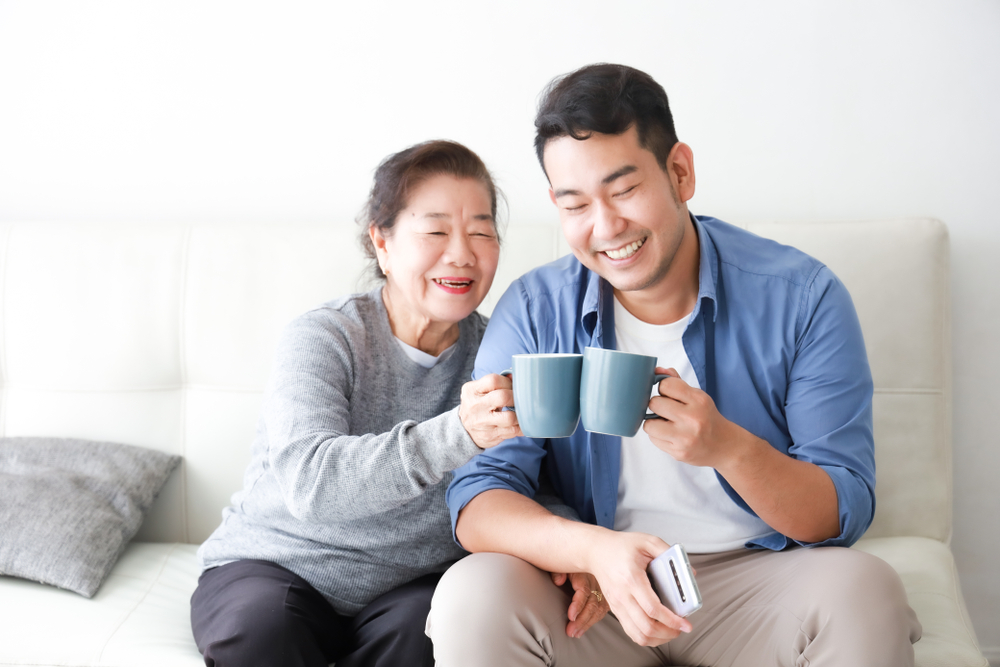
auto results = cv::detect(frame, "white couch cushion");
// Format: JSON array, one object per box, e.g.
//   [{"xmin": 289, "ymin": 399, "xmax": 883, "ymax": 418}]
[
  {"xmin": 854, "ymin": 537, "xmax": 988, "ymax": 667},
  {"xmin": 0, "ymin": 543, "xmax": 203, "ymax": 666}
]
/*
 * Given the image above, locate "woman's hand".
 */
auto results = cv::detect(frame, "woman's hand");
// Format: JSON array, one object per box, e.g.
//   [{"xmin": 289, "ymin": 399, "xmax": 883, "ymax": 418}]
[
  {"xmin": 551, "ymin": 571, "xmax": 610, "ymax": 638},
  {"xmin": 459, "ymin": 374, "xmax": 522, "ymax": 449}
]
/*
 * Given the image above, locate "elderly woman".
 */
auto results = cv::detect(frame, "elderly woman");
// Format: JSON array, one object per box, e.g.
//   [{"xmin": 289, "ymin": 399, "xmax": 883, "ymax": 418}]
[{"xmin": 191, "ymin": 140, "xmax": 523, "ymax": 667}]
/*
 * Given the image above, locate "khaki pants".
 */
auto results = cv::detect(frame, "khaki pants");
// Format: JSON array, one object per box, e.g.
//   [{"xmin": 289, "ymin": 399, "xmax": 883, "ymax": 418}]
[{"xmin": 427, "ymin": 547, "xmax": 921, "ymax": 666}]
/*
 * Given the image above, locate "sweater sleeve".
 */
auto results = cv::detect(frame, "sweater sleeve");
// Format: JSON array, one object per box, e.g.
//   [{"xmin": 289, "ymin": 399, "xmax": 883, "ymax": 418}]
[{"xmin": 262, "ymin": 309, "xmax": 483, "ymax": 524}]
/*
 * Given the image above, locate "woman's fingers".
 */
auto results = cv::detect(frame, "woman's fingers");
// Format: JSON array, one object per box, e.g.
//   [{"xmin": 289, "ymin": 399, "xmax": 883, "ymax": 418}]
[
  {"xmin": 561, "ymin": 572, "xmax": 609, "ymax": 639},
  {"xmin": 567, "ymin": 589, "xmax": 608, "ymax": 638},
  {"xmin": 459, "ymin": 374, "xmax": 522, "ymax": 448}
]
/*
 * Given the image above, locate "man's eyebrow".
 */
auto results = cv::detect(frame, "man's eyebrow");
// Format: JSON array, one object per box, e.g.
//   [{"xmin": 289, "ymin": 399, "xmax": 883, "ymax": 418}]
[
  {"xmin": 601, "ymin": 165, "xmax": 637, "ymax": 185},
  {"xmin": 553, "ymin": 165, "xmax": 638, "ymax": 198}
]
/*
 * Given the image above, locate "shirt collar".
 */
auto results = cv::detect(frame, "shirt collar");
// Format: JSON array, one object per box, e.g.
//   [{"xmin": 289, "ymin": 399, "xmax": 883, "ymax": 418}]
[
  {"xmin": 579, "ymin": 212, "xmax": 719, "ymax": 333},
  {"xmin": 692, "ymin": 213, "xmax": 720, "ymax": 323}
]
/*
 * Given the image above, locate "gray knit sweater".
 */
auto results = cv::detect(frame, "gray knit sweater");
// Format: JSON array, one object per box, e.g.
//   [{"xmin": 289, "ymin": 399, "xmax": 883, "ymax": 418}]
[{"xmin": 197, "ymin": 289, "xmax": 488, "ymax": 615}]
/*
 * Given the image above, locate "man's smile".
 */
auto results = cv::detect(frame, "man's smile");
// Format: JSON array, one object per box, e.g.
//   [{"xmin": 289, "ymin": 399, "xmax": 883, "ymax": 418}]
[{"xmin": 602, "ymin": 237, "xmax": 645, "ymax": 260}]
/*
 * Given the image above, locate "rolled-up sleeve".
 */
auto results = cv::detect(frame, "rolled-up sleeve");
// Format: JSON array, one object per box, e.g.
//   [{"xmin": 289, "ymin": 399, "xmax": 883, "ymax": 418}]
[{"xmin": 784, "ymin": 266, "xmax": 876, "ymax": 548}]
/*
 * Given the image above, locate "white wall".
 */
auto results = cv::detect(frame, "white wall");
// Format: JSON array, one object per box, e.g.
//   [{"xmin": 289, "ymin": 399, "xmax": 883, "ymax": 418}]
[{"xmin": 1, "ymin": 0, "xmax": 998, "ymax": 656}]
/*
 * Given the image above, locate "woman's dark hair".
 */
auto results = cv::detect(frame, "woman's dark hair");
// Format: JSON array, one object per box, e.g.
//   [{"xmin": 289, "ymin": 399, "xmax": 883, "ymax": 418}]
[
  {"xmin": 534, "ymin": 63, "xmax": 679, "ymax": 176},
  {"xmin": 357, "ymin": 140, "xmax": 503, "ymax": 282}
]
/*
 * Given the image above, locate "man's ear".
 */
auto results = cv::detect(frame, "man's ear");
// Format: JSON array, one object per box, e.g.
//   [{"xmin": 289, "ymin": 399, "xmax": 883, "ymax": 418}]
[
  {"xmin": 667, "ymin": 142, "xmax": 696, "ymax": 203},
  {"xmin": 548, "ymin": 188, "xmax": 558, "ymax": 206}
]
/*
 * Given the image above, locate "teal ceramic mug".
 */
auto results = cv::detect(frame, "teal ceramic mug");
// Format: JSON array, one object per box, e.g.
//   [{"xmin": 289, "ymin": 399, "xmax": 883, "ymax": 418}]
[
  {"xmin": 501, "ymin": 353, "xmax": 583, "ymax": 438},
  {"xmin": 580, "ymin": 347, "xmax": 670, "ymax": 437}
]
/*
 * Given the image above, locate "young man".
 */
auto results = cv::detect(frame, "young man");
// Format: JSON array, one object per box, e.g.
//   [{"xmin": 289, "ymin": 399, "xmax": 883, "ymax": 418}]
[{"xmin": 428, "ymin": 64, "xmax": 922, "ymax": 666}]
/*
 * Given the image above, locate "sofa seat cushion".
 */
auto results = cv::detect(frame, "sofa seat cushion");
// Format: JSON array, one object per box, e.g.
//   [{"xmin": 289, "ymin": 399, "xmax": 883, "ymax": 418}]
[
  {"xmin": 0, "ymin": 536, "xmax": 986, "ymax": 666},
  {"xmin": 853, "ymin": 536, "xmax": 988, "ymax": 667},
  {"xmin": 0, "ymin": 542, "xmax": 203, "ymax": 667}
]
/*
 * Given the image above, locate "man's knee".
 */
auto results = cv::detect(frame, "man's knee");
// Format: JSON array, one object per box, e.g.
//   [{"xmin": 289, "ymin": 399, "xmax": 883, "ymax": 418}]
[
  {"xmin": 428, "ymin": 553, "xmax": 566, "ymax": 663},
  {"xmin": 795, "ymin": 547, "xmax": 921, "ymax": 661},
  {"xmin": 805, "ymin": 548, "xmax": 913, "ymax": 620},
  {"xmin": 430, "ymin": 553, "xmax": 552, "ymax": 630}
]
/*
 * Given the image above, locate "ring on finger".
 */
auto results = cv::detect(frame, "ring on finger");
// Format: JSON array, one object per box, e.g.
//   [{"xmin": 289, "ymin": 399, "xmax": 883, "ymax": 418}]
[{"xmin": 590, "ymin": 590, "xmax": 602, "ymax": 603}]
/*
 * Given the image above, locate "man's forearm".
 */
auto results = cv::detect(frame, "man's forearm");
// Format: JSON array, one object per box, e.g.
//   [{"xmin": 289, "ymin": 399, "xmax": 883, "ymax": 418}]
[
  {"xmin": 718, "ymin": 425, "xmax": 841, "ymax": 543},
  {"xmin": 456, "ymin": 488, "xmax": 605, "ymax": 573}
]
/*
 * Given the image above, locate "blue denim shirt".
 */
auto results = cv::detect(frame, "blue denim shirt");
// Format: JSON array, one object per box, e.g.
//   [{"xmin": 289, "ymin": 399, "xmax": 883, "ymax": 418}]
[{"xmin": 448, "ymin": 215, "xmax": 876, "ymax": 550}]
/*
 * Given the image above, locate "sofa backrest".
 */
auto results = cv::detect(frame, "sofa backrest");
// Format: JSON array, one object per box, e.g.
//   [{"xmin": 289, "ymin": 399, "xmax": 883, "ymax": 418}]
[{"xmin": 0, "ymin": 219, "xmax": 950, "ymax": 544}]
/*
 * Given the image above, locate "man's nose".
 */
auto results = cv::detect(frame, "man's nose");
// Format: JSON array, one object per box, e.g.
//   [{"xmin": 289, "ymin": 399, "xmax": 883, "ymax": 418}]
[{"xmin": 591, "ymin": 200, "xmax": 627, "ymax": 240}]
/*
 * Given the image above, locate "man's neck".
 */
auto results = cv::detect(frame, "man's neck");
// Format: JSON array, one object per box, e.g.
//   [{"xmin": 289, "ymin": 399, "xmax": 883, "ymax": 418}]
[{"xmin": 613, "ymin": 214, "xmax": 701, "ymax": 325}]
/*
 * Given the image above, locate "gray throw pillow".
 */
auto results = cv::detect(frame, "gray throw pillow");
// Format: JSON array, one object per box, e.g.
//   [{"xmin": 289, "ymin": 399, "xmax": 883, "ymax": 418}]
[{"xmin": 0, "ymin": 437, "xmax": 180, "ymax": 597}]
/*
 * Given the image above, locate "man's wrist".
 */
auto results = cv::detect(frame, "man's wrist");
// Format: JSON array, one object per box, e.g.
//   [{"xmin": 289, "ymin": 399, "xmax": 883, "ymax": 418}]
[
  {"xmin": 568, "ymin": 522, "xmax": 615, "ymax": 574},
  {"xmin": 715, "ymin": 420, "xmax": 770, "ymax": 480}
]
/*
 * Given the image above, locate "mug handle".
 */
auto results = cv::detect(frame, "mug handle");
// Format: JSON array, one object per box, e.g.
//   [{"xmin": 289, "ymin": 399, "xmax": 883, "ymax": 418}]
[
  {"xmin": 643, "ymin": 373, "xmax": 672, "ymax": 420},
  {"xmin": 499, "ymin": 369, "xmax": 515, "ymax": 412}
]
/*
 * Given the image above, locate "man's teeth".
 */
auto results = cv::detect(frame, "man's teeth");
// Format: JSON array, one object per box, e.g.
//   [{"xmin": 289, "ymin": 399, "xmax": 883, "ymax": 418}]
[
  {"xmin": 434, "ymin": 279, "xmax": 471, "ymax": 287},
  {"xmin": 605, "ymin": 238, "xmax": 644, "ymax": 260}
]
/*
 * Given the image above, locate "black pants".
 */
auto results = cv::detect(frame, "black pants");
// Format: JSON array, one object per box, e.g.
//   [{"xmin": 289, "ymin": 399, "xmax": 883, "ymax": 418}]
[{"xmin": 190, "ymin": 560, "xmax": 439, "ymax": 667}]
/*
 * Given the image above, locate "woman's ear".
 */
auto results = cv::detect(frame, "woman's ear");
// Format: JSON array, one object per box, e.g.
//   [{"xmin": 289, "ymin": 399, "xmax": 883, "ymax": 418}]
[{"xmin": 370, "ymin": 225, "xmax": 390, "ymax": 275}]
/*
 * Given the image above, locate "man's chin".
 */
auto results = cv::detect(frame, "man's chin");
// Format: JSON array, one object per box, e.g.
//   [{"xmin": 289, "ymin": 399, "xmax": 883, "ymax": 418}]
[
  {"xmin": 572, "ymin": 252, "xmax": 659, "ymax": 293},
  {"xmin": 595, "ymin": 263, "xmax": 656, "ymax": 293}
]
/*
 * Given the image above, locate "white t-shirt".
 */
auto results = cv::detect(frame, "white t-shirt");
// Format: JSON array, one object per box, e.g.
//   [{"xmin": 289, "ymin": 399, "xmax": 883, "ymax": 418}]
[
  {"xmin": 395, "ymin": 337, "xmax": 455, "ymax": 369},
  {"xmin": 612, "ymin": 296, "xmax": 772, "ymax": 553}
]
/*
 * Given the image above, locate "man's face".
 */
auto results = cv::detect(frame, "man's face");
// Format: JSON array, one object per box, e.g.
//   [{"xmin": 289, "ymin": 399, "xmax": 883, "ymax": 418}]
[{"xmin": 544, "ymin": 126, "xmax": 692, "ymax": 296}]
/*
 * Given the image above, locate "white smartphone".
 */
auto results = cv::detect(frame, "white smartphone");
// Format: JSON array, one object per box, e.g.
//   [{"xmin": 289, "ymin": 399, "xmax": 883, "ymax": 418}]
[{"xmin": 647, "ymin": 543, "xmax": 702, "ymax": 617}]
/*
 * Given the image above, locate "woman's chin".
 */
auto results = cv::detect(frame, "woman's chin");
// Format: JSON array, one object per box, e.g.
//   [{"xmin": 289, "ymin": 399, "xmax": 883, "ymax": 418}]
[{"xmin": 426, "ymin": 298, "xmax": 483, "ymax": 326}]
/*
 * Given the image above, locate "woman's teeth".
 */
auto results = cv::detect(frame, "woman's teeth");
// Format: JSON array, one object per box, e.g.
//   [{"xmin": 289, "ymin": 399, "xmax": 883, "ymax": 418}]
[
  {"xmin": 605, "ymin": 238, "xmax": 644, "ymax": 260},
  {"xmin": 434, "ymin": 279, "xmax": 471, "ymax": 287}
]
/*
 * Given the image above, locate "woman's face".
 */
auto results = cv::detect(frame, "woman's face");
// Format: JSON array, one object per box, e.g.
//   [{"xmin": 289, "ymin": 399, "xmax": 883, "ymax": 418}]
[{"xmin": 373, "ymin": 173, "xmax": 500, "ymax": 328}]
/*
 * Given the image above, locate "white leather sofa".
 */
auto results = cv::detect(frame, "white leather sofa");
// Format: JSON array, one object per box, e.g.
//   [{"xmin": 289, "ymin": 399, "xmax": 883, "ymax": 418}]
[{"xmin": 0, "ymin": 219, "xmax": 988, "ymax": 666}]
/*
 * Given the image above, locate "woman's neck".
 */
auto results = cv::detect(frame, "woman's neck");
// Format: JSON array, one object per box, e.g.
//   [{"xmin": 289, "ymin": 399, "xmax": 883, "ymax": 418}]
[{"xmin": 381, "ymin": 286, "xmax": 460, "ymax": 357}]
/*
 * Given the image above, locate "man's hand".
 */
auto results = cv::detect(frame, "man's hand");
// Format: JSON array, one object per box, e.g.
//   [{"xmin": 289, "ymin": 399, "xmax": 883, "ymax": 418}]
[
  {"xmin": 459, "ymin": 374, "xmax": 522, "ymax": 449},
  {"xmin": 550, "ymin": 571, "xmax": 609, "ymax": 638},
  {"xmin": 583, "ymin": 530, "xmax": 692, "ymax": 646},
  {"xmin": 644, "ymin": 367, "xmax": 748, "ymax": 470},
  {"xmin": 644, "ymin": 368, "xmax": 841, "ymax": 543}
]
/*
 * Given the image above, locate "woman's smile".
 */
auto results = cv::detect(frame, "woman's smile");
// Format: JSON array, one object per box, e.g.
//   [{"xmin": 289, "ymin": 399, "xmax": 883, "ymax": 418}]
[{"xmin": 433, "ymin": 277, "xmax": 475, "ymax": 294}]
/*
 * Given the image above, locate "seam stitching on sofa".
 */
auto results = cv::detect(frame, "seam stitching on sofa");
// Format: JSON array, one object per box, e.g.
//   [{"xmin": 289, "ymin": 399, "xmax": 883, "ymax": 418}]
[
  {"xmin": 178, "ymin": 226, "xmax": 193, "ymax": 544},
  {"xmin": 94, "ymin": 544, "xmax": 180, "ymax": 664},
  {"xmin": 942, "ymin": 231, "xmax": 954, "ymax": 547},
  {"xmin": 948, "ymin": 550, "xmax": 986, "ymax": 652}
]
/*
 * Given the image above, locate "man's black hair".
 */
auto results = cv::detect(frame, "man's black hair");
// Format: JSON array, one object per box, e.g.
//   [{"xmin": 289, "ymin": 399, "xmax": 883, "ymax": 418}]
[{"xmin": 533, "ymin": 63, "xmax": 678, "ymax": 176}]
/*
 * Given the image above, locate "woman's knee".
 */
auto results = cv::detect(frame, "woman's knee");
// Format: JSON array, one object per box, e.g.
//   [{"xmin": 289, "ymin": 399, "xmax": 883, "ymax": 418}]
[{"xmin": 191, "ymin": 561, "xmax": 340, "ymax": 667}]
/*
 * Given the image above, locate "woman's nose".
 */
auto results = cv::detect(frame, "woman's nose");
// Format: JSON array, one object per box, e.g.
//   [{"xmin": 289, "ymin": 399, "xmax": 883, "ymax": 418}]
[{"xmin": 444, "ymin": 234, "xmax": 476, "ymax": 266}]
